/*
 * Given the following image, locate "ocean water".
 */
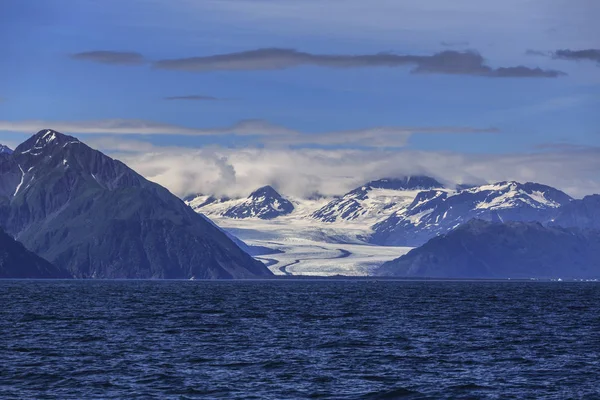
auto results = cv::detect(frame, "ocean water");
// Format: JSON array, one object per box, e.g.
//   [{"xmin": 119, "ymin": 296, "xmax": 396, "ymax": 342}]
[{"xmin": 1, "ymin": 280, "xmax": 599, "ymax": 399}]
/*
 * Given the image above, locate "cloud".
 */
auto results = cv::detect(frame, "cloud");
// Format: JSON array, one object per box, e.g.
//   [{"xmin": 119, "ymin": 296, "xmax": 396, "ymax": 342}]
[
  {"xmin": 553, "ymin": 49, "xmax": 600, "ymax": 63},
  {"xmin": 527, "ymin": 48, "xmax": 600, "ymax": 64},
  {"xmin": 0, "ymin": 119, "xmax": 296, "ymax": 136},
  {"xmin": 154, "ymin": 48, "xmax": 566, "ymax": 78},
  {"xmin": 0, "ymin": 119, "xmax": 497, "ymax": 148},
  {"xmin": 440, "ymin": 41, "xmax": 470, "ymax": 47},
  {"xmin": 214, "ymin": 156, "xmax": 237, "ymax": 187},
  {"xmin": 70, "ymin": 51, "xmax": 146, "ymax": 65},
  {"xmin": 93, "ymin": 139, "xmax": 600, "ymax": 199},
  {"xmin": 525, "ymin": 49, "xmax": 550, "ymax": 57},
  {"xmin": 271, "ymin": 126, "xmax": 498, "ymax": 148},
  {"xmin": 164, "ymin": 95, "xmax": 222, "ymax": 101}
]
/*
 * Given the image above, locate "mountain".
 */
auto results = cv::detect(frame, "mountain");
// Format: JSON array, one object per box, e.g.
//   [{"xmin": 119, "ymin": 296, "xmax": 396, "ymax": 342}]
[
  {"xmin": 376, "ymin": 219, "xmax": 600, "ymax": 279},
  {"xmin": 311, "ymin": 176, "xmax": 445, "ymax": 223},
  {"xmin": 222, "ymin": 185, "xmax": 294, "ymax": 219},
  {"xmin": 0, "ymin": 129, "xmax": 272, "ymax": 279},
  {"xmin": 370, "ymin": 181, "xmax": 572, "ymax": 246},
  {"xmin": 551, "ymin": 195, "xmax": 600, "ymax": 230},
  {"xmin": 0, "ymin": 226, "xmax": 71, "ymax": 279},
  {"xmin": 0, "ymin": 145, "xmax": 13, "ymax": 155}
]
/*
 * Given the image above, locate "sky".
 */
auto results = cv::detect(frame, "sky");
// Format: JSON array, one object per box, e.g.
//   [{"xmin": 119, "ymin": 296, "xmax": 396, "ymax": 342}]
[{"xmin": 0, "ymin": 0, "xmax": 599, "ymax": 198}]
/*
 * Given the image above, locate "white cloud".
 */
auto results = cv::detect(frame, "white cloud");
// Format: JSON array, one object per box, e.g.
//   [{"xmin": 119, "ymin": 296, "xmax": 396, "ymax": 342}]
[
  {"xmin": 87, "ymin": 137, "xmax": 600, "ymax": 199},
  {"xmin": 0, "ymin": 119, "xmax": 296, "ymax": 136},
  {"xmin": 0, "ymin": 119, "xmax": 496, "ymax": 148}
]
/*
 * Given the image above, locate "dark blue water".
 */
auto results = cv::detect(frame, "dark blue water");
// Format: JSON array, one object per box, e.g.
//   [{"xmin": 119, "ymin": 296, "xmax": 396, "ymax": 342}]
[{"xmin": 1, "ymin": 281, "xmax": 599, "ymax": 399}]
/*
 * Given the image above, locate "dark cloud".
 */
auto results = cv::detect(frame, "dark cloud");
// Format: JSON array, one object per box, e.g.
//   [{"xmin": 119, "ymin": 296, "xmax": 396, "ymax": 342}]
[
  {"xmin": 527, "ymin": 49, "xmax": 600, "ymax": 64},
  {"xmin": 525, "ymin": 49, "xmax": 550, "ymax": 57},
  {"xmin": 70, "ymin": 51, "xmax": 145, "ymax": 65},
  {"xmin": 164, "ymin": 95, "xmax": 222, "ymax": 101},
  {"xmin": 554, "ymin": 49, "xmax": 600, "ymax": 63},
  {"xmin": 440, "ymin": 41, "xmax": 470, "ymax": 47},
  {"xmin": 154, "ymin": 48, "xmax": 565, "ymax": 78}
]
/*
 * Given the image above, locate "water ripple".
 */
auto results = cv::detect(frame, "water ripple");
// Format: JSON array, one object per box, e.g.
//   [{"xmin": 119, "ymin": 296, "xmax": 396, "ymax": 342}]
[{"xmin": 1, "ymin": 280, "xmax": 599, "ymax": 399}]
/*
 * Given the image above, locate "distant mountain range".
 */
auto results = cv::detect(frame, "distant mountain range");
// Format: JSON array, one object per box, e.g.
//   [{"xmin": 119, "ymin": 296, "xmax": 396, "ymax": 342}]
[
  {"xmin": 310, "ymin": 177, "xmax": 444, "ymax": 223},
  {"xmin": 185, "ymin": 172, "xmax": 600, "ymax": 279},
  {"xmin": 376, "ymin": 220, "xmax": 600, "ymax": 279},
  {"xmin": 0, "ymin": 130, "xmax": 272, "ymax": 279},
  {"xmin": 370, "ymin": 181, "xmax": 572, "ymax": 246},
  {"xmin": 186, "ymin": 177, "xmax": 599, "ymax": 248}
]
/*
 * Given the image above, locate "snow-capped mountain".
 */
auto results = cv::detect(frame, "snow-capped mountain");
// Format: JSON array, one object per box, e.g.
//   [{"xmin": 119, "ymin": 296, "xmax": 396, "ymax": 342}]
[
  {"xmin": 188, "ymin": 186, "xmax": 302, "ymax": 220},
  {"xmin": 223, "ymin": 185, "xmax": 295, "ymax": 219},
  {"xmin": 187, "ymin": 194, "xmax": 240, "ymax": 216},
  {"xmin": 370, "ymin": 181, "xmax": 573, "ymax": 246},
  {"xmin": 183, "ymin": 176, "xmax": 596, "ymax": 276},
  {"xmin": 311, "ymin": 176, "xmax": 445, "ymax": 223}
]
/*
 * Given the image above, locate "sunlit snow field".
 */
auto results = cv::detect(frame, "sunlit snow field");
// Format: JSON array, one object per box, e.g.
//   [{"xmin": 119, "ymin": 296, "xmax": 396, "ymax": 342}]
[{"xmin": 213, "ymin": 215, "xmax": 412, "ymax": 276}]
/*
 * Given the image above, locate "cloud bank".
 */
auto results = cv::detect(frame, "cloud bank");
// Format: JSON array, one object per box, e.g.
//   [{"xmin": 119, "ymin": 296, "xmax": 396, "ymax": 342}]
[
  {"xmin": 83, "ymin": 137, "xmax": 600, "ymax": 200},
  {"xmin": 554, "ymin": 49, "xmax": 600, "ymax": 63},
  {"xmin": 527, "ymin": 48, "xmax": 600, "ymax": 64},
  {"xmin": 0, "ymin": 119, "xmax": 496, "ymax": 148},
  {"xmin": 0, "ymin": 119, "xmax": 295, "ymax": 136},
  {"xmin": 70, "ymin": 51, "xmax": 146, "ymax": 65},
  {"xmin": 164, "ymin": 95, "xmax": 222, "ymax": 101},
  {"xmin": 153, "ymin": 48, "xmax": 565, "ymax": 77}
]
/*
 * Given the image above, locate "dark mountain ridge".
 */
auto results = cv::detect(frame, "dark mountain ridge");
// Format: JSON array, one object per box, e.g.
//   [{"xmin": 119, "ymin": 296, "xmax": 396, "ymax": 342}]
[
  {"xmin": 551, "ymin": 195, "xmax": 600, "ymax": 230},
  {"xmin": 0, "ymin": 225, "xmax": 71, "ymax": 279},
  {"xmin": 377, "ymin": 219, "xmax": 600, "ymax": 279},
  {"xmin": 0, "ymin": 129, "xmax": 272, "ymax": 279}
]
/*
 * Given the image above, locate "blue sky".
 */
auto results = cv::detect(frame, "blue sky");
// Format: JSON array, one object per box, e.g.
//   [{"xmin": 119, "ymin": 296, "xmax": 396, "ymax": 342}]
[{"xmin": 0, "ymin": 0, "xmax": 599, "ymax": 196}]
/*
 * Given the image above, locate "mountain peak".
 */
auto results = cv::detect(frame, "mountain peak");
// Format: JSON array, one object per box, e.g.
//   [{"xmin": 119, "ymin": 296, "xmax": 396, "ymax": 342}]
[
  {"xmin": 366, "ymin": 176, "xmax": 445, "ymax": 191},
  {"xmin": 0, "ymin": 144, "xmax": 13, "ymax": 155},
  {"xmin": 249, "ymin": 185, "xmax": 280, "ymax": 198},
  {"xmin": 223, "ymin": 185, "xmax": 294, "ymax": 219},
  {"xmin": 15, "ymin": 129, "xmax": 80, "ymax": 155},
  {"xmin": 311, "ymin": 175, "xmax": 445, "ymax": 223}
]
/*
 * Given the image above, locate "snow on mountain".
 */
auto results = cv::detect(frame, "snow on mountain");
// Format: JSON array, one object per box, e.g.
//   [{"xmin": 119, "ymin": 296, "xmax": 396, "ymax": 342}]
[
  {"xmin": 311, "ymin": 176, "xmax": 445, "ymax": 223},
  {"xmin": 370, "ymin": 181, "xmax": 573, "ymax": 246},
  {"xmin": 187, "ymin": 194, "xmax": 242, "ymax": 216},
  {"xmin": 219, "ymin": 185, "xmax": 295, "ymax": 219},
  {"xmin": 184, "ymin": 178, "xmax": 581, "ymax": 276}
]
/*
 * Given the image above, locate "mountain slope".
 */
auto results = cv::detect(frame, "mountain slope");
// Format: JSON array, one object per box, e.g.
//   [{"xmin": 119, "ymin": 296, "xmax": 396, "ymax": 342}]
[
  {"xmin": 376, "ymin": 219, "xmax": 600, "ymax": 279},
  {"xmin": 311, "ymin": 176, "xmax": 445, "ymax": 223},
  {"xmin": 0, "ymin": 130, "xmax": 272, "ymax": 279},
  {"xmin": 0, "ymin": 226, "xmax": 71, "ymax": 278},
  {"xmin": 551, "ymin": 195, "xmax": 600, "ymax": 230},
  {"xmin": 371, "ymin": 181, "xmax": 572, "ymax": 246},
  {"xmin": 223, "ymin": 185, "xmax": 294, "ymax": 219}
]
